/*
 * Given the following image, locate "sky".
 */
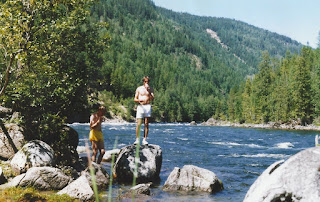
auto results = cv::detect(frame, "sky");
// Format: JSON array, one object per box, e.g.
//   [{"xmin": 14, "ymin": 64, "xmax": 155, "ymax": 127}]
[{"xmin": 152, "ymin": 0, "xmax": 320, "ymax": 48}]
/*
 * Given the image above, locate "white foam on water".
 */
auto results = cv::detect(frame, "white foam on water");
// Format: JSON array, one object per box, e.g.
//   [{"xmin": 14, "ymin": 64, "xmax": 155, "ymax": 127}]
[
  {"xmin": 210, "ymin": 141, "xmax": 241, "ymax": 146},
  {"xmin": 76, "ymin": 146, "xmax": 87, "ymax": 154},
  {"xmin": 248, "ymin": 164, "xmax": 260, "ymax": 167},
  {"xmin": 177, "ymin": 137, "xmax": 188, "ymax": 141},
  {"xmin": 164, "ymin": 141, "xmax": 176, "ymax": 144},
  {"xmin": 118, "ymin": 143, "xmax": 126, "ymax": 147},
  {"xmin": 274, "ymin": 142, "xmax": 294, "ymax": 149},
  {"xmin": 67, "ymin": 122, "xmax": 89, "ymax": 126},
  {"xmin": 153, "ymin": 123, "xmax": 187, "ymax": 126},
  {"xmin": 219, "ymin": 153, "xmax": 289, "ymax": 159},
  {"xmin": 242, "ymin": 153, "xmax": 289, "ymax": 159},
  {"xmin": 209, "ymin": 141, "xmax": 264, "ymax": 148}
]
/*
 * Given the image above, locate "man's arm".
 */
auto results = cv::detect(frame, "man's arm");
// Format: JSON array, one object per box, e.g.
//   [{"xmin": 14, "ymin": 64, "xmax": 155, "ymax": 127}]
[
  {"xmin": 149, "ymin": 87, "xmax": 154, "ymax": 101},
  {"xmin": 134, "ymin": 88, "xmax": 140, "ymax": 103}
]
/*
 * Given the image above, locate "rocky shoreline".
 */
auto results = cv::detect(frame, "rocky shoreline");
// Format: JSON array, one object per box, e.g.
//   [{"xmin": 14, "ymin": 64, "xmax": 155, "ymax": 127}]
[
  {"xmin": 105, "ymin": 117, "xmax": 320, "ymax": 132},
  {"xmin": 200, "ymin": 118, "xmax": 320, "ymax": 131}
]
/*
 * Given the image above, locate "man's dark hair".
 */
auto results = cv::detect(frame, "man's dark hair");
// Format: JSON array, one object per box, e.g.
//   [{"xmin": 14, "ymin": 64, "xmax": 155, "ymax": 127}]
[{"xmin": 142, "ymin": 76, "xmax": 150, "ymax": 82}]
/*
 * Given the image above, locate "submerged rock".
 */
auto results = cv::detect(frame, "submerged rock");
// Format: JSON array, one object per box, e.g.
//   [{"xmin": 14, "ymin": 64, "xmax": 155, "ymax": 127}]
[
  {"xmin": 244, "ymin": 147, "xmax": 320, "ymax": 202},
  {"xmin": 10, "ymin": 140, "xmax": 55, "ymax": 174},
  {"xmin": 120, "ymin": 183, "xmax": 152, "ymax": 201},
  {"xmin": 163, "ymin": 165, "xmax": 223, "ymax": 193},
  {"xmin": 114, "ymin": 144, "xmax": 162, "ymax": 184}
]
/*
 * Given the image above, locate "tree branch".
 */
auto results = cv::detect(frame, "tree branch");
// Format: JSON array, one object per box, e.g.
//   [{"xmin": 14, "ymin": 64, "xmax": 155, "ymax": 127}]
[{"xmin": 0, "ymin": 49, "xmax": 23, "ymax": 97}]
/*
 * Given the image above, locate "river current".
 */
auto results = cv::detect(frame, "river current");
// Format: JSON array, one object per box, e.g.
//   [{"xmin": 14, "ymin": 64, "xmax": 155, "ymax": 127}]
[{"xmin": 69, "ymin": 122, "xmax": 317, "ymax": 201}]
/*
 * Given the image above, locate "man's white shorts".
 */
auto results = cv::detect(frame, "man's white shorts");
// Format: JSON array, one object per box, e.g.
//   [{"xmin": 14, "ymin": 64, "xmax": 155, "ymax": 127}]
[{"xmin": 136, "ymin": 104, "xmax": 152, "ymax": 119}]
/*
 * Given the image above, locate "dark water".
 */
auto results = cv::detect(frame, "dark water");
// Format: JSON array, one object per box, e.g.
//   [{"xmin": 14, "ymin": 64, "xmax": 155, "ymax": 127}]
[{"xmin": 69, "ymin": 122, "xmax": 317, "ymax": 201}]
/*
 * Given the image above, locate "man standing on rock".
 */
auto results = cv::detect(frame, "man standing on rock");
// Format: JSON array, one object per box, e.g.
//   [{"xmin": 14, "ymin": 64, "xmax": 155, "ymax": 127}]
[
  {"xmin": 89, "ymin": 106, "xmax": 106, "ymax": 164},
  {"xmin": 134, "ymin": 76, "xmax": 154, "ymax": 145}
]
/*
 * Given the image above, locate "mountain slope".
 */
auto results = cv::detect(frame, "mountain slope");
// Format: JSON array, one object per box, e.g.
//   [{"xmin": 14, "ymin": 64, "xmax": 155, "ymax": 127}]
[{"xmin": 90, "ymin": 0, "xmax": 304, "ymax": 122}]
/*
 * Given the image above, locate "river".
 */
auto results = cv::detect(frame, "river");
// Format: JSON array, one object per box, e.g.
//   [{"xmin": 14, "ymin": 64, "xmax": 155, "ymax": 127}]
[{"xmin": 69, "ymin": 122, "xmax": 318, "ymax": 201}]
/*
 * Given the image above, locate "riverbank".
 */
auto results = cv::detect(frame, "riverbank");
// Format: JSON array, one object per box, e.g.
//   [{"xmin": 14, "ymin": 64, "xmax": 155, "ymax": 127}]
[
  {"xmin": 102, "ymin": 117, "xmax": 320, "ymax": 131},
  {"xmin": 201, "ymin": 118, "xmax": 320, "ymax": 131}
]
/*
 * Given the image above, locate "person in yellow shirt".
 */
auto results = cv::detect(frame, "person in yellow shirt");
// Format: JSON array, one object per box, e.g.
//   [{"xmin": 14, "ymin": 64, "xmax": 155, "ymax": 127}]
[{"xmin": 89, "ymin": 106, "xmax": 106, "ymax": 164}]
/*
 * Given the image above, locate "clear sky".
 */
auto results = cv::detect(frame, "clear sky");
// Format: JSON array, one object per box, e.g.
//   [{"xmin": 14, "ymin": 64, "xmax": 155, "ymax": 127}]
[{"xmin": 152, "ymin": 0, "xmax": 320, "ymax": 48}]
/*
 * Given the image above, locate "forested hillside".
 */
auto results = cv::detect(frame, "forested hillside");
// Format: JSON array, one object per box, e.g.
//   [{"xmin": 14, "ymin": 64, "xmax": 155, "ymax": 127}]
[
  {"xmin": 89, "ymin": 0, "xmax": 303, "ymax": 122},
  {"xmin": 227, "ymin": 47, "xmax": 320, "ymax": 126}
]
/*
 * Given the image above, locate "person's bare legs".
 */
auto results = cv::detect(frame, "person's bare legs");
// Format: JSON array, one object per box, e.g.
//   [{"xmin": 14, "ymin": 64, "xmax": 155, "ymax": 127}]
[
  {"xmin": 91, "ymin": 141, "xmax": 98, "ymax": 163},
  {"xmin": 136, "ymin": 118, "xmax": 143, "ymax": 138},
  {"xmin": 144, "ymin": 117, "xmax": 149, "ymax": 139},
  {"xmin": 97, "ymin": 141, "xmax": 105, "ymax": 164}
]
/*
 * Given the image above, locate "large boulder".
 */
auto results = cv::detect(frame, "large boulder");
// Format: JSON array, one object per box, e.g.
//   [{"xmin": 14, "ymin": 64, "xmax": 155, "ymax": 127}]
[
  {"xmin": 0, "ymin": 123, "xmax": 25, "ymax": 159},
  {"xmin": 10, "ymin": 140, "xmax": 55, "ymax": 174},
  {"xmin": 3, "ymin": 167, "xmax": 72, "ymax": 190},
  {"xmin": 57, "ymin": 175, "xmax": 94, "ymax": 201},
  {"xmin": 54, "ymin": 125, "xmax": 80, "ymax": 167},
  {"xmin": 114, "ymin": 144, "xmax": 162, "ymax": 184},
  {"xmin": 102, "ymin": 148, "xmax": 120, "ymax": 162},
  {"xmin": 163, "ymin": 165, "xmax": 224, "ymax": 193},
  {"xmin": 82, "ymin": 162, "xmax": 110, "ymax": 190},
  {"xmin": 244, "ymin": 147, "xmax": 320, "ymax": 202}
]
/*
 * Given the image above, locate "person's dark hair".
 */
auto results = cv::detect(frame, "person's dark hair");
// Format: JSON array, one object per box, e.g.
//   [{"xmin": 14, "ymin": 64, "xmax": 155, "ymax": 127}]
[
  {"xmin": 98, "ymin": 106, "xmax": 106, "ymax": 112},
  {"xmin": 142, "ymin": 76, "xmax": 150, "ymax": 82}
]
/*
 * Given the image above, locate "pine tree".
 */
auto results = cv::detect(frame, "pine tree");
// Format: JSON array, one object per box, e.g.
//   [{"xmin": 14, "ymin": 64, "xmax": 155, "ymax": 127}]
[
  {"xmin": 292, "ymin": 47, "xmax": 314, "ymax": 125},
  {"xmin": 242, "ymin": 78, "xmax": 254, "ymax": 123},
  {"xmin": 253, "ymin": 52, "xmax": 273, "ymax": 123}
]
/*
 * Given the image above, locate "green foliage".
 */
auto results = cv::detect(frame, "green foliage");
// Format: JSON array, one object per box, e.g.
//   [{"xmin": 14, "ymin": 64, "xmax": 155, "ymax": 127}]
[
  {"xmin": 0, "ymin": 0, "xmax": 306, "ymax": 135},
  {"xmin": 87, "ymin": 0, "xmax": 302, "ymax": 122},
  {"xmin": 228, "ymin": 47, "xmax": 320, "ymax": 125},
  {"xmin": 0, "ymin": 0, "xmax": 109, "ymax": 162}
]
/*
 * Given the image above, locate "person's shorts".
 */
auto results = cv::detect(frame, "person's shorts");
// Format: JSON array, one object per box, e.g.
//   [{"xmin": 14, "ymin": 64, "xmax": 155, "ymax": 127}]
[
  {"xmin": 136, "ymin": 104, "xmax": 152, "ymax": 119},
  {"xmin": 89, "ymin": 129, "xmax": 104, "ymax": 142}
]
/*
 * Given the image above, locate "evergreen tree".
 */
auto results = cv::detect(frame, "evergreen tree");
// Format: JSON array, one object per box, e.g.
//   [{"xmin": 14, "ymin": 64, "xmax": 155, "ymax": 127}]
[{"xmin": 253, "ymin": 52, "xmax": 273, "ymax": 123}]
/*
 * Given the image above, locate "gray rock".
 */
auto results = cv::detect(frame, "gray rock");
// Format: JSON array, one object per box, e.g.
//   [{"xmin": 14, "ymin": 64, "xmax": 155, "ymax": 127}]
[
  {"xmin": 244, "ymin": 147, "xmax": 320, "ymax": 202},
  {"xmin": 82, "ymin": 162, "xmax": 110, "ymax": 190},
  {"xmin": 0, "ymin": 106, "xmax": 12, "ymax": 118},
  {"xmin": 202, "ymin": 118, "xmax": 218, "ymax": 126},
  {"xmin": 190, "ymin": 121, "xmax": 197, "ymax": 125},
  {"xmin": 114, "ymin": 144, "xmax": 162, "ymax": 184},
  {"xmin": 130, "ymin": 183, "xmax": 152, "ymax": 195},
  {"xmin": 0, "ymin": 173, "xmax": 26, "ymax": 189},
  {"xmin": 3, "ymin": 167, "xmax": 72, "ymax": 190},
  {"xmin": 57, "ymin": 175, "xmax": 94, "ymax": 201},
  {"xmin": 0, "ymin": 123, "xmax": 25, "ymax": 159},
  {"xmin": 10, "ymin": 140, "xmax": 55, "ymax": 174},
  {"xmin": 163, "ymin": 165, "xmax": 223, "ymax": 193},
  {"xmin": 120, "ymin": 183, "xmax": 152, "ymax": 201},
  {"xmin": 102, "ymin": 148, "xmax": 120, "ymax": 162},
  {"xmin": 55, "ymin": 125, "xmax": 80, "ymax": 167}
]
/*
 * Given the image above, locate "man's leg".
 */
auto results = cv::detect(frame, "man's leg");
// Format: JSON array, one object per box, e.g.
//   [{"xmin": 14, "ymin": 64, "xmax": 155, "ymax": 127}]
[
  {"xmin": 134, "ymin": 118, "xmax": 143, "ymax": 144},
  {"xmin": 136, "ymin": 118, "xmax": 143, "ymax": 138},
  {"xmin": 97, "ymin": 141, "xmax": 105, "ymax": 164},
  {"xmin": 144, "ymin": 117, "xmax": 149, "ymax": 139},
  {"xmin": 91, "ymin": 141, "xmax": 98, "ymax": 163}
]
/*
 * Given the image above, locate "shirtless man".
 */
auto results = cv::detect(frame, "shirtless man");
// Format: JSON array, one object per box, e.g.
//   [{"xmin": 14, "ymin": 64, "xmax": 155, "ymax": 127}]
[
  {"xmin": 89, "ymin": 106, "xmax": 106, "ymax": 164},
  {"xmin": 134, "ymin": 76, "xmax": 154, "ymax": 145}
]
